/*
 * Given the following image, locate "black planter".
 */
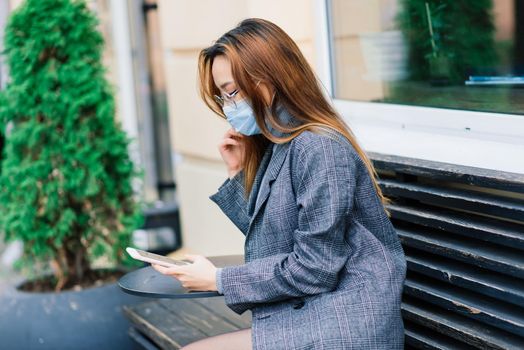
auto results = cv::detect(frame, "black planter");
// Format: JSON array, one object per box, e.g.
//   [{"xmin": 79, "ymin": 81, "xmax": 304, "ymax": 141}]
[{"xmin": 0, "ymin": 275, "xmax": 151, "ymax": 349}]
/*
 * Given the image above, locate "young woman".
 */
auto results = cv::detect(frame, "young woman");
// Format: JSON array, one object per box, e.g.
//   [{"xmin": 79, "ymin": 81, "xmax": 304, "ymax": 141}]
[{"xmin": 152, "ymin": 18, "xmax": 407, "ymax": 350}]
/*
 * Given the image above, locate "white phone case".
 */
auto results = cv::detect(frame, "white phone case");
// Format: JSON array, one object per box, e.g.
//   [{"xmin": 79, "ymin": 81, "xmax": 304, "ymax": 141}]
[{"xmin": 126, "ymin": 247, "xmax": 191, "ymax": 268}]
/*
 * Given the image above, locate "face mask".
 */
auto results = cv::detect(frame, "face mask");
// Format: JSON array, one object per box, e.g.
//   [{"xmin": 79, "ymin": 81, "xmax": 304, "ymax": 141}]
[{"xmin": 223, "ymin": 99, "xmax": 262, "ymax": 136}]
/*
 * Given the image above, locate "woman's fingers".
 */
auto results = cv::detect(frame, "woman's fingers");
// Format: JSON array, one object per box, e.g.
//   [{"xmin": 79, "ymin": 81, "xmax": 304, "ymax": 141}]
[
  {"xmin": 182, "ymin": 254, "xmax": 199, "ymax": 262},
  {"xmin": 151, "ymin": 263, "xmax": 185, "ymax": 276},
  {"xmin": 152, "ymin": 255, "xmax": 217, "ymax": 291},
  {"xmin": 225, "ymin": 128, "xmax": 243, "ymax": 138},
  {"xmin": 220, "ymin": 138, "xmax": 240, "ymax": 147},
  {"xmin": 224, "ymin": 129, "xmax": 245, "ymax": 144}
]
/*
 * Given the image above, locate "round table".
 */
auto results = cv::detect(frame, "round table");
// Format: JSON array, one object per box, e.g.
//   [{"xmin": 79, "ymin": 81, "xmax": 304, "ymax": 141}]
[{"xmin": 118, "ymin": 254, "xmax": 244, "ymax": 298}]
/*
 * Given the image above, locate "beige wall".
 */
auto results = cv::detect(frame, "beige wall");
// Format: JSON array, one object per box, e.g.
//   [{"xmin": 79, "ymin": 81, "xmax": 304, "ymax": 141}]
[
  {"xmin": 8, "ymin": 0, "xmax": 22, "ymax": 9},
  {"xmin": 157, "ymin": 0, "xmax": 316, "ymax": 256}
]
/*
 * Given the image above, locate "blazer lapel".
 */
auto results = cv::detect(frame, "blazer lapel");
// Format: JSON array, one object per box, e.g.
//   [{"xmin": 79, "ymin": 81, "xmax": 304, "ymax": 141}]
[
  {"xmin": 246, "ymin": 143, "xmax": 273, "ymax": 217},
  {"xmin": 247, "ymin": 141, "xmax": 291, "ymax": 232}
]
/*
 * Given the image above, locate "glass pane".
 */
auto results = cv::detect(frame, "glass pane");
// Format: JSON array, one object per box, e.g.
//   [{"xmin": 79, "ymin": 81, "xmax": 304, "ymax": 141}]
[{"xmin": 328, "ymin": 0, "xmax": 524, "ymax": 115}]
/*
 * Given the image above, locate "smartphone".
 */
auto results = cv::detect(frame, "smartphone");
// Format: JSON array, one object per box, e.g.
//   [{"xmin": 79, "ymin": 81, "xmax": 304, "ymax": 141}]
[{"xmin": 126, "ymin": 247, "xmax": 192, "ymax": 268}]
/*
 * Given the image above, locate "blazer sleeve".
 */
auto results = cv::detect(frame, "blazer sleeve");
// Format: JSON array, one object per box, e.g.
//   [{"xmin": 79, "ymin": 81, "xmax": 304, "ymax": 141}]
[
  {"xmin": 209, "ymin": 170, "xmax": 250, "ymax": 235},
  {"xmin": 219, "ymin": 135, "xmax": 359, "ymax": 315}
]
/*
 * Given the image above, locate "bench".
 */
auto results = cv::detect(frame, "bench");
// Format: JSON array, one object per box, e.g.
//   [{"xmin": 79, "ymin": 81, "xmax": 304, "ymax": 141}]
[
  {"xmin": 370, "ymin": 152, "xmax": 524, "ymax": 349},
  {"xmin": 123, "ymin": 296, "xmax": 251, "ymax": 349},
  {"xmin": 124, "ymin": 152, "xmax": 524, "ymax": 349}
]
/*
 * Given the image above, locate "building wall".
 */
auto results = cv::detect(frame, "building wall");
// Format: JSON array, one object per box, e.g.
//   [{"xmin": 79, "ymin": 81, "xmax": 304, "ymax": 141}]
[
  {"xmin": 157, "ymin": 0, "xmax": 316, "ymax": 256},
  {"xmin": 8, "ymin": 0, "xmax": 22, "ymax": 9}
]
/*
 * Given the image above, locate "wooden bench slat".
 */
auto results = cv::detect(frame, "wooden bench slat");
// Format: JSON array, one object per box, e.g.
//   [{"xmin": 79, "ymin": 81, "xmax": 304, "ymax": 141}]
[
  {"xmin": 158, "ymin": 298, "xmax": 245, "ymax": 337},
  {"xmin": 191, "ymin": 296, "xmax": 252, "ymax": 329},
  {"xmin": 370, "ymin": 152, "xmax": 524, "ymax": 194},
  {"xmin": 404, "ymin": 275, "xmax": 524, "ymax": 337},
  {"xmin": 402, "ymin": 298, "xmax": 524, "ymax": 349},
  {"xmin": 379, "ymin": 179, "xmax": 524, "ymax": 221},
  {"xmin": 405, "ymin": 252, "xmax": 524, "ymax": 307},
  {"xmin": 128, "ymin": 327, "xmax": 160, "ymax": 350},
  {"xmin": 124, "ymin": 301, "xmax": 208, "ymax": 349},
  {"xmin": 398, "ymin": 226, "xmax": 524, "ymax": 278},
  {"xmin": 404, "ymin": 321, "xmax": 472, "ymax": 350},
  {"xmin": 389, "ymin": 204, "xmax": 524, "ymax": 250}
]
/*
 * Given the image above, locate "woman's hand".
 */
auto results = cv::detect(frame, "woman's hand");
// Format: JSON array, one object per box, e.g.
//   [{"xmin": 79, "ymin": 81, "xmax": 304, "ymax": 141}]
[
  {"xmin": 218, "ymin": 128, "xmax": 245, "ymax": 179},
  {"xmin": 151, "ymin": 254, "xmax": 218, "ymax": 292}
]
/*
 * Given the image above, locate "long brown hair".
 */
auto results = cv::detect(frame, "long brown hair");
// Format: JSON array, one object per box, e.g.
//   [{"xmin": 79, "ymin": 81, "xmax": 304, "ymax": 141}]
[{"xmin": 198, "ymin": 18, "xmax": 392, "ymax": 215}]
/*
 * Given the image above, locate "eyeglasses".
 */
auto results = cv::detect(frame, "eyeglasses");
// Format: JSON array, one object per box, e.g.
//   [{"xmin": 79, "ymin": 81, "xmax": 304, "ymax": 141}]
[{"xmin": 214, "ymin": 89, "xmax": 241, "ymax": 108}]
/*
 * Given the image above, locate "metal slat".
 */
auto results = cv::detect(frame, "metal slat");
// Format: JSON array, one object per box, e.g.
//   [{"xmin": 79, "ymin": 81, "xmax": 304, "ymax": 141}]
[
  {"xmin": 388, "ymin": 204, "xmax": 524, "ymax": 250},
  {"xmin": 397, "ymin": 226, "xmax": 524, "ymax": 278},
  {"xmin": 380, "ymin": 179, "xmax": 524, "ymax": 221},
  {"xmin": 404, "ymin": 276, "xmax": 524, "ymax": 337},
  {"xmin": 405, "ymin": 252, "xmax": 524, "ymax": 307},
  {"xmin": 402, "ymin": 298, "xmax": 524, "ymax": 349}
]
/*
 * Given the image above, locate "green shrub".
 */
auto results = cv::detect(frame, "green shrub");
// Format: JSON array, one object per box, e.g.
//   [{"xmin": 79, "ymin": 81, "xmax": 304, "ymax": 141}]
[{"xmin": 0, "ymin": 0, "xmax": 143, "ymax": 290}]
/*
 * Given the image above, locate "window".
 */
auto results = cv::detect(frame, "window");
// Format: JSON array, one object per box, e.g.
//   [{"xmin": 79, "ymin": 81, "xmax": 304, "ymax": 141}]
[
  {"xmin": 327, "ymin": 0, "xmax": 524, "ymax": 116},
  {"xmin": 315, "ymin": 0, "xmax": 524, "ymax": 173}
]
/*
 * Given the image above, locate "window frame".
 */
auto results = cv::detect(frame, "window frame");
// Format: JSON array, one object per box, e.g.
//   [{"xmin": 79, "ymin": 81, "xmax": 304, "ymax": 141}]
[{"xmin": 314, "ymin": 0, "xmax": 524, "ymax": 174}]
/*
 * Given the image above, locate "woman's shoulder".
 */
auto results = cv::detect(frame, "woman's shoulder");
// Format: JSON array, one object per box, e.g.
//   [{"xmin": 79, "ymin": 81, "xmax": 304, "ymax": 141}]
[{"xmin": 289, "ymin": 127, "xmax": 360, "ymax": 163}]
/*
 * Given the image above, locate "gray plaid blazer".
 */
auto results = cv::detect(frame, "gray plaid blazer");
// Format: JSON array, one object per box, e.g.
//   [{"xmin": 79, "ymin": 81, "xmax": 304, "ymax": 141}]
[{"xmin": 210, "ymin": 119, "xmax": 406, "ymax": 349}]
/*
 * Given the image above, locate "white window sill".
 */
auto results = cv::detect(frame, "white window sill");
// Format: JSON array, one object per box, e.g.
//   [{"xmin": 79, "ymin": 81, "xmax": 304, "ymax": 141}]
[{"xmin": 334, "ymin": 100, "xmax": 524, "ymax": 175}]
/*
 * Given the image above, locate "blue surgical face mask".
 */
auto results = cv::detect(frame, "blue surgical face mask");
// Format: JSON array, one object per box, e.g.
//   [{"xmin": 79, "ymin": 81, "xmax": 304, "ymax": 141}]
[{"xmin": 222, "ymin": 99, "xmax": 262, "ymax": 136}]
